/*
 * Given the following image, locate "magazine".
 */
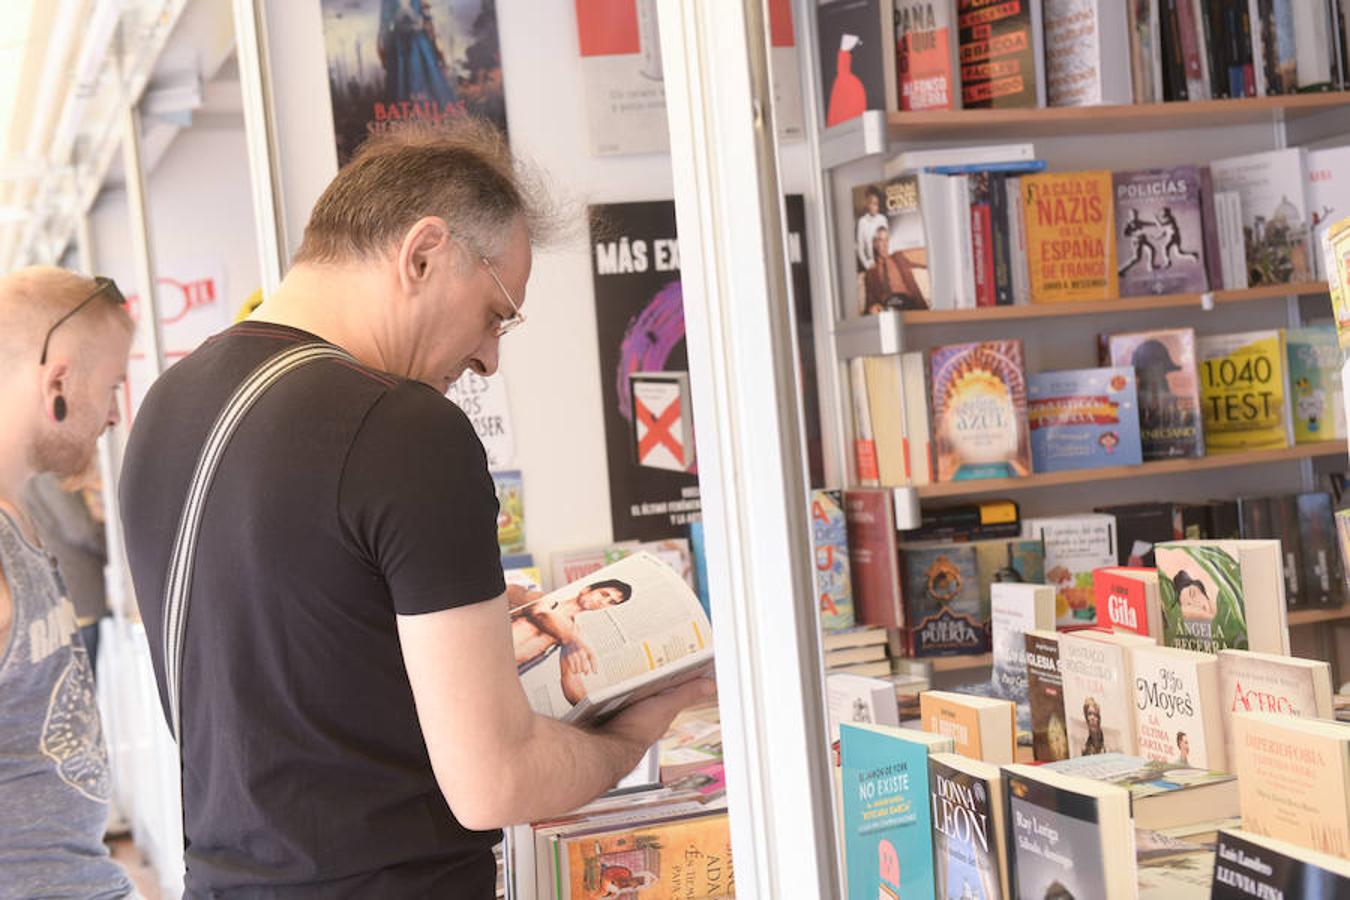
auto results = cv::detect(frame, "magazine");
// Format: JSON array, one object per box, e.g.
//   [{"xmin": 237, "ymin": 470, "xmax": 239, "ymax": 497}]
[{"xmin": 512, "ymin": 552, "xmax": 713, "ymax": 726}]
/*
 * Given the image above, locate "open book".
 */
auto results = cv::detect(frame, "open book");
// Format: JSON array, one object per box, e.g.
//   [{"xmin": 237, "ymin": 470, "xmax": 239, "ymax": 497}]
[{"xmin": 512, "ymin": 552, "xmax": 713, "ymax": 726}]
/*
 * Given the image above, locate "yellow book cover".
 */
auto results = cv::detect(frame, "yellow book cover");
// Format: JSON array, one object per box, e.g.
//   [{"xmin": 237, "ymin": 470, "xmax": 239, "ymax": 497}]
[
  {"xmin": 1232, "ymin": 712, "xmax": 1350, "ymax": 859},
  {"xmin": 1323, "ymin": 216, "xmax": 1350, "ymax": 351},
  {"xmin": 1022, "ymin": 171, "xmax": 1118, "ymax": 303},
  {"xmin": 1197, "ymin": 331, "xmax": 1291, "ymax": 453},
  {"xmin": 921, "ymin": 693, "xmax": 984, "ymax": 759},
  {"xmin": 562, "ymin": 813, "xmax": 733, "ymax": 899}
]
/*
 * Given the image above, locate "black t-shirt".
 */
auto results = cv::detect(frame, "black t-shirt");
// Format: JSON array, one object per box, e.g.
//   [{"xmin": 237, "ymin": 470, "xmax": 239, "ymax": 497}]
[{"xmin": 120, "ymin": 322, "xmax": 506, "ymax": 897}]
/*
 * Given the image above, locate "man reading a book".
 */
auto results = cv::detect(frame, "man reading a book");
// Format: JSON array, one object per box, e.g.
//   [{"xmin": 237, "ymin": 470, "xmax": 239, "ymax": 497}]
[
  {"xmin": 119, "ymin": 121, "xmax": 713, "ymax": 897},
  {"xmin": 511, "ymin": 578, "xmax": 632, "ymax": 704}
]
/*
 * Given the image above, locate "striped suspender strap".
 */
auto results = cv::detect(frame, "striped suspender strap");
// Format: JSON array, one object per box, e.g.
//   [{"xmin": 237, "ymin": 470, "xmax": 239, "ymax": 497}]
[{"xmin": 161, "ymin": 342, "xmax": 355, "ymax": 742}]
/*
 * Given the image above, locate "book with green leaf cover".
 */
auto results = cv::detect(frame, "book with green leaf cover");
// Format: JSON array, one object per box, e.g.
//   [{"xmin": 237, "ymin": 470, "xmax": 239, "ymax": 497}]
[{"xmin": 1155, "ymin": 541, "xmax": 1289, "ymax": 656}]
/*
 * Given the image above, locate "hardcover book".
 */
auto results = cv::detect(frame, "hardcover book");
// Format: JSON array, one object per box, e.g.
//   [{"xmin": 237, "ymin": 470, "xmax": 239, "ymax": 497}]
[
  {"xmin": 899, "ymin": 543, "xmax": 986, "ymax": 656},
  {"xmin": 817, "ymin": 0, "xmax": 888, "ymax": 127},
  {"xmin": 920, "ymin": 690, "xmax": 1017, "ymax": 764},
  {"xmin": 1023, "ymin": 514, "xmax": 1117, "ymax": 628},
  {"xmin": 1212, "ymin": 829, "xmax": 1350, "ymax": 899},
  {"xmin": 1286, "ymin": 325, "xmax": 1347, "ymax": 443},
  {"xmin": 1003, "ymin": 764, "xmax": 1135, "ymax": 900},
  {"xmin": 928, "ymin": 754, "xmax": 1010, "ymax": 900},
  {"xmin": 812, "ymin": 490, "xmax": 855, "ymax": 631},
  {"xmin": 1042, "ymin": 0, "xmax": 1132, "ymax": 107},
  {"xmin": 1023, "ymin": 171, "xmax": 1119, "ymax": 302},
  {"xmin": 1103, "ymin": 328, "xmax": 1204, "ymax": 460},
  {"xmin": 1042, "ymin": 752, "xmax": 1239, "ymax": 831},
  {"xmin": 893, "ymin": 0, "xmax": 958, "ymax": 110},
  {"xmin": 929, "ymin": 340, "xmax": 1032, "ymax": 482},
  {"xmin": 990, "ymin": 583, "xmax": 1057, "ymax": 715},
  {"xmin": 1209, "ymin": 148, "xmax": 1314, "ymax": 286},
  {"xmin": 1026, "ymin": 367, "xmax": 1143, "ymax": 473},
  {"xmin": 1093, "ymin": 567, "xmax": 1163, "ymax": 638},
  {"xmin": 956, "ymin": 0, "xmax": 1044, "ymax": 108},
  {"xmin": 1197, "ymin": 331, "xmax": 1291, "ymax": 453},
  {"xmin": 1059, "ymin": 631, "xmax": 1138, "ymax": 757},
  {"xmin": 1025, "ymin": 629, "xmax": 1070, "ymax": 762},
  {"xmin": 1216, "ymin": 648, "xmax": 1334, "ymax": 772},
  {"xmin": 840, "ymin": 722, "xmax": 953, "ymax": 900},
  {"xmin": 1156, "ymin": 540, "xmax": 1290, "ymax": 655},
  {"xmin": 1130, "ymin": 644, "xmax": 1228, "ymax": 772},
  {"xmin": 851, "ymin": 176, "xmax": 931, "ymax": 315},
  {"xmin": 1113, "ymin": 165, "xmax": 1211, "ymax": 296},
  {"xmin": 1231, "ymin": 712, "xmax": 1350, "ymax": 858},
  {"xmin": 844, "ymin": 489, "xmax": 905, "ymax": 628}
]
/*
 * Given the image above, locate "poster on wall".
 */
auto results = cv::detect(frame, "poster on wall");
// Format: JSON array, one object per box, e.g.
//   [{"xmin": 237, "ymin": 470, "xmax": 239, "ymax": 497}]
[
  {"xmin": 589, "ymin": 195, "xmax": 816, "ymax": 540},
  {"xmin": 123, "ymin": 263, "xmax": 232, "ymax": 422},
  {"xmin": 445, "ymin": 370, "xmax": 515, "ymax": 469},
  {"xmin": 589, "ymin": 201, "xmax": 699, "ymax": 541},
  {"xmin": 575, "ymin": 0, "xmax": 803, "ymax": 157},
  {"xmin": 319, "ymin": 0, "xmax": 508, "ymax": 166}
]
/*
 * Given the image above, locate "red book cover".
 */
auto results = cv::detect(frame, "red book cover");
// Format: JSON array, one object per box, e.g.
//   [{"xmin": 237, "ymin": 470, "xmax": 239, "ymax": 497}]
[
  {"xmin": 1092, "ymin": 566, "xmax": 1153, "ymax": 637},
  {"xmin": 895, "ymin": 0, "xmax": 957, "ymax": 110},
  {"xmin": 970, "ymin": 173, "xmax": 996, "ymax": 307},
  {"xmin": 843, "ymin": 489, "xmax": 904, "ymax": 628}
]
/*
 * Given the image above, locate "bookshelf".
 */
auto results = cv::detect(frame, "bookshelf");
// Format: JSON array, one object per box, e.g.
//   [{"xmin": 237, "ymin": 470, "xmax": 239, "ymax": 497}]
[
  {"xmin": 902, "ymin": 282, "xmax": 1328, "ymax": 325},
  {"xmin": 819, "ymin": 94, "xmax": 1350, "ymax": 168},
  {"xmin": 887, "ymin": 93, "xmax": 1350, "ymax": 140},
  {"xmin": 1288, "ymin": 604, "xmax": 1350, "ymax": 627},
  {"xmin": 914, "ymin": 442, "xmax": 1348, "ymax": 500}
]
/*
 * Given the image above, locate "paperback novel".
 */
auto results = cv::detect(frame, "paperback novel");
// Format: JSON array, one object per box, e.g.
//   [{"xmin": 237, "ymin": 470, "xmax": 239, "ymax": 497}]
[
  {"xmin": 956, "ymin": 0, "xmax": 1043, "ymax": 108},
  {"xmin": 1216, "ymin": 648, "xmax": 1334, "ymax": 768},
  {"xmin": 990, "ymin": 583, "xmax": 1056, "ymax": 715},
  {"xmin": 851, "ymin": 176, "xmax": 931, "ymax": 315},
  {"xmin": 1131, "ymin": 645, "xmax": 1227, "ymax": 771},
  {"xmin": 818, "ymin": 0, "xmax": 887, "ymax": 127},
  {"xmin": 1197, "ymin": 331, "xmax": 1291, "ymax": 453},
  {"xmin": 929, "ymin": 340, "xmax": 1031, "ymax": 482},
  {"xmin": 1209, "ymin": 148, "xmax": 1314, "ymax": 286},
  {"xmin": 1103, "ymin": 328, "xmax": 1204, "ymax": 460},
  {"xmin": 929, "ymin": 754, "xmax": 1010, "ymax": 899},
  {"xmin": 1023, "ymin": 514, "xmax": 1117, "ymax": 628},
  {"xmin": 1027, "ymin": 367, "xmax": 1143, "ymax": 473},
  {"xmin": 812, "ymin": 490, "xmax": 855, "ymax": 630},
  {"xmin": 559, "ymin": 812, "xmax": 733, "ymax": 898},
  {"xmin": 840, "ymin": 723, "xmax": 953, "ymax": 900},
  {"xmin": 1060, "ymin": 632, "xmax": 1136, "ymax": 757},
  {"xmin": 894, "ymin": 1, "xmax": 958, "ymax": 110},
  {"xmin": 1025, "ymin": 630, "xmax": 1070, "ymax": 762},
  {"xmin": 1113, "ymin": 166, "xmax": 1210, "ymax": 296},
  {"xmin": 900, "ymin": 543, "xmax": 987, "ymax": 656},
  {"xmin": 1212, "ymin": 829, "xmax": 1350, "ymax": 899},
  {"xmin": 1023, "ymin": 171, "xmax": 1118, "ymax": 303},
  {"xmin": 1286, "ymin": 326, "xmax": 1346, "ymax": 443},
  {"xmin": 1156, "ymin": 542, "xmax": 1252, "ymax": 653}
]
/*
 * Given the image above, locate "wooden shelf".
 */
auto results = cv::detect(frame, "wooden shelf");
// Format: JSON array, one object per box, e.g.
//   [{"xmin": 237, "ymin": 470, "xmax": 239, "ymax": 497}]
[
  {"xmin": 888, "ymin": 93, "xmax": 1350, "ymax": 141},
  {"xmin": 916, "ymin": 441, "xmax": 1348, "ymax": 499},
  {"xmin": 928, "ymin": 653, "xmax": 993, "ymax": 673},
  {"xmin": 902, "ymin": 282, "xmax": 1328, "ymax": 325},
  {"xmin": 1289, "ymin": 605, "xmax": 1350, "ymax": 627}
]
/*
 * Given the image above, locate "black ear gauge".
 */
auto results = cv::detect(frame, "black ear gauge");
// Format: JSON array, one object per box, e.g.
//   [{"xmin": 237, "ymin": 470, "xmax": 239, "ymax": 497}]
[{"xmin": 53, "ymin": 396, "xmax": 67, "ymax": 422}]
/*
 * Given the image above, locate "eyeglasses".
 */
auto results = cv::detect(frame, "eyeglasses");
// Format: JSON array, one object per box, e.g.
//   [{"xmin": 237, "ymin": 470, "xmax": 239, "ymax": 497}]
[
  {"xmin": 481, "ymin": 257, "xmax": 526, "ymax": 338},
  {"xmin": 40, "ymin": 276, "xmax": 127, "ymax": 365}
]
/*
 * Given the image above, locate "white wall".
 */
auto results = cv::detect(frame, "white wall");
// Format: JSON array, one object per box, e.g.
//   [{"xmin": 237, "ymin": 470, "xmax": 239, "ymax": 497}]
[{"xmin": 262, "ymin": 0, "xmax": 821, "ymax": 571}]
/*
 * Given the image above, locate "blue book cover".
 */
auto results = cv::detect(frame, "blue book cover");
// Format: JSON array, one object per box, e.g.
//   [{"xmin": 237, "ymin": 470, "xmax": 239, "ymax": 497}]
[
  {"xmin": 1027, "ymin": 367, "xmax": 1143, "ymax": 473},
  {"xmin": 841, "ymin": 723, "xmax": 953, "ymax": 900},
  {"xmin": 688, "ymin": 521, "xmax": 711, "ymax": 619}
]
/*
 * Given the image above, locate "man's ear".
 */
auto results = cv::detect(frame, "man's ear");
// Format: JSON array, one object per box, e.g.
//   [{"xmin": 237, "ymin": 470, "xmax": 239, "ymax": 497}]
[
  {"xmin": 41, "ymin": 361, "xmax": 69, "ymax": 420},
  {"xmin": 397, "ymin": 217, "xmax": 454, "ymax": 292}
]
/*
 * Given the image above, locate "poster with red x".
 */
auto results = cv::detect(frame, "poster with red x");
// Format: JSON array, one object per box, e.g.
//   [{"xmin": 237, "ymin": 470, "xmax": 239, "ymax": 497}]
[{"xmin": 631, "ymin": 372, "xmax": 696, "ymax": 472}]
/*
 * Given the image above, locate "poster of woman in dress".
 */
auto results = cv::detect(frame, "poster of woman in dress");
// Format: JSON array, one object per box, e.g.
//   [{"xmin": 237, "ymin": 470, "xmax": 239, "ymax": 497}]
[{"xmin": 320, "ymin": 0, "xmax": 507, "ymax": 165}]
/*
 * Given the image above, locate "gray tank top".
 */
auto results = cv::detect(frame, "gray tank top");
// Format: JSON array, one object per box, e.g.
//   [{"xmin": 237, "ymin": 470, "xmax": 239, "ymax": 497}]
[{"xmin": 0, "ymin": 508, "xmax": 132, "ymax": 899}]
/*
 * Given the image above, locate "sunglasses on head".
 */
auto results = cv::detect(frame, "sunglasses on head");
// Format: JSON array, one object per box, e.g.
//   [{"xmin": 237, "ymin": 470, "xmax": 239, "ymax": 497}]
[{"xmin": 40, "ymin": 276, "xmax": 127, "ymax": 365}]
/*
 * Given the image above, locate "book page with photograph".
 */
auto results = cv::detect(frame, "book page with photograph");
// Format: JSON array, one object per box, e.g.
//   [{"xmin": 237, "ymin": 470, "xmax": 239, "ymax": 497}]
[{"xmin": 513, "ymin": 552, "xmax": 713, "ymax": 724}]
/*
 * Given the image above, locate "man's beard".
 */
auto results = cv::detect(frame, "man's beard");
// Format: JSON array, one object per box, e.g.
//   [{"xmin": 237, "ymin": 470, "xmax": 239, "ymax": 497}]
[{"xmin": 30, "ymin": 426, "xmax": 95, "ymax": 478}]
